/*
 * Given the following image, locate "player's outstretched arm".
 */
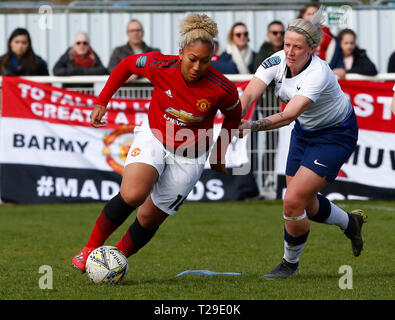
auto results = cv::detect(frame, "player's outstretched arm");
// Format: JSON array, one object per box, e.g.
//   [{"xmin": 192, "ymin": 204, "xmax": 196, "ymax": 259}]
[
  {"xmin": 239, "ymin": 95, "xmax": 312, "ymax": 137},
  {"xmin": 240, "ymin": 76, "xmax": 268, "ymax": 117}
]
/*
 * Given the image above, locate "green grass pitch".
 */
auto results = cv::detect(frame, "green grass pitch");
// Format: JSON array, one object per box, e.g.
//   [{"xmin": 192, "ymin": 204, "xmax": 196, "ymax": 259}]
[{"xmin": 0, "ymin": 200, "xmax": 394, "ymax": 300}]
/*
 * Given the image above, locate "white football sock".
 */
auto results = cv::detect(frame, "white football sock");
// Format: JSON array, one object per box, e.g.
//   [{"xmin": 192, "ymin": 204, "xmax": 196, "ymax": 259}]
[
  {"xmin": 283, "ymin": 241, "xmax": 306, "ymax": 264},
  {"xmin": 325, "ymin": 202, "xmax": 349, "ymax": 230}
]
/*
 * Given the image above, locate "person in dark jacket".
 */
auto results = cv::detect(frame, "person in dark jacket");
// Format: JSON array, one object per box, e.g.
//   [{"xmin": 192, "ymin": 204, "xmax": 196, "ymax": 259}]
[
  {"xmin": 53, "ymin": 32, "xmax": 107, "ymax": 76},
  {"xmin": 0, "ymin": 28, "xmax": 49, "ymax": 76},
  {"xmin": 332, "ymin": 28, "xmax": 377, "ymax": 79},
  {"xmin": 253, "ymin": 20, "xmax": 284, "ymax": 72},
  {"xmin": 108, "ymin": 19, "xmax": 160, "ymax": 74},
  {"xmin": 387, "ymin": 51, "xmax": 395, "ymax": 73},
  {"xmin": 211, "ymin": 22, "xmax": 256, "ymax": 74}
]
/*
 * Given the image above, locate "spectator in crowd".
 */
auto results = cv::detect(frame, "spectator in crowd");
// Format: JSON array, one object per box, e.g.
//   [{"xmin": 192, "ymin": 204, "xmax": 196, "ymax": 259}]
[
  {"xmin": 53, "ymin": 32, "xmax": 107, "ymax": 76},
  {"xmin": 211, "ymin": 37, "xmax": 220, "ymax": 61},
  {"xmin": 298, "ymin": 2, "xmax": 319, "ymax": 20},
  {"xmin": 298, "ymin": 2, "xmax": 337, "ymax": 64},
  {"xmin": 0, "ymin": 28, "xmax": 49, "ymax": 76},
  {"xmin": 211, "ymin": 22, "xmax": 256, "ymax": 74},
  {"xmin": 108, "ymin": 19, "xmax": 160, "ymax": 73},
  {"xmin": 331, "ymin": 29, "xmax": 378, "ymax": 79},
  {"xmin": 253, "ymin": 20, "xmax": 284, "ymax": 72},
  {"xmin": 328, "ymin": 37, "xmax": 347, "ymax": 79},
  {"xmin": 387, "ymin": 51, "xmax": 395, "ymax": 73}
]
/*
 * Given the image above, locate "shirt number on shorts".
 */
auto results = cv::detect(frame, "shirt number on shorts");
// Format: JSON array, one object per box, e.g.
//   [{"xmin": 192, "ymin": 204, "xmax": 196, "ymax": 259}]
[{"xmin": 168, "ymin": 194, "xmax": 187, "ymax": 211}]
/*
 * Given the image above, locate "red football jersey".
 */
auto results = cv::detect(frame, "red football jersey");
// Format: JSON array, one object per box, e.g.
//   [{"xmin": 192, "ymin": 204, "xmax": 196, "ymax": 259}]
[{"xmin": 95, "ymin": 52, "xmax": 241, "ymax": 158}]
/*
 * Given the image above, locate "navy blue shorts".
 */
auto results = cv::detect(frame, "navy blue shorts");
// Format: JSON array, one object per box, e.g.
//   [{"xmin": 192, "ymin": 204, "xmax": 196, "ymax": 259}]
[{"xmin": 285, "ymin": 109, "xmax": 358, "ymax": 182}]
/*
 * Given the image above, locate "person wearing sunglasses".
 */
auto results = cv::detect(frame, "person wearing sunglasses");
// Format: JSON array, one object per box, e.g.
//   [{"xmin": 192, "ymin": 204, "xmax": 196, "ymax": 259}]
[
  {"xmin": 53, "ymin": 32, "xmax": 107, "ymax": 77},
  {"xmin": 253, "ymin": 20, "xmax": 285, "ymax": 73},
  {"xmin": 211, "ymin": 22, "xmax": 256, "ymax": 75}
]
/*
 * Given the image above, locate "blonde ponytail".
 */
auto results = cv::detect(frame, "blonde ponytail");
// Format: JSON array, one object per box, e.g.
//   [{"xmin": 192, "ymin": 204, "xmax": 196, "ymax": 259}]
[{"xmin": 287, "ymin": 7, "xmax": 324, "ymax": 47}]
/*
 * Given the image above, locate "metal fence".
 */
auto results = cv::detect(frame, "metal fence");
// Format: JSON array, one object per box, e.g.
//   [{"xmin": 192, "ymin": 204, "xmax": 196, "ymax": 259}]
[{"xmin": 1, "ymin": 6, "xmax": 395, "ymax": 74}]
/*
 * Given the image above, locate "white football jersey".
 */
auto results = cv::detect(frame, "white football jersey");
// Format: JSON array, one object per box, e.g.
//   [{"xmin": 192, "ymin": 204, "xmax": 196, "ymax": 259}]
[{"xmin": 255, "ymin": 50, "xmax": 352, "ymax": 130}]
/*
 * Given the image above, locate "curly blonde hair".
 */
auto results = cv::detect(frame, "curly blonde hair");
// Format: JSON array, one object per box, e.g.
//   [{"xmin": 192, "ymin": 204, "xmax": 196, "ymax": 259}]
[{"xmin": 179, "ymin": 13, "xmax": 218, "ymax": 49}]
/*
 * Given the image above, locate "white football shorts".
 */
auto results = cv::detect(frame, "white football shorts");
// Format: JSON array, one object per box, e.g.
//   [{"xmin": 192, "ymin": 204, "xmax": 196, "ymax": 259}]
[{"xmin": 124, "ymin": 120, "xmax": 207, "ymax": 215}]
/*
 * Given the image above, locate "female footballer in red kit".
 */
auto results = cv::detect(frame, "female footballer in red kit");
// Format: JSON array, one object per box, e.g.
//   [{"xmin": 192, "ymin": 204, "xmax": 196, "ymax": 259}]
[{"xmin": 72, "ymin": 13, "xmax": 242, "ymax": 272}]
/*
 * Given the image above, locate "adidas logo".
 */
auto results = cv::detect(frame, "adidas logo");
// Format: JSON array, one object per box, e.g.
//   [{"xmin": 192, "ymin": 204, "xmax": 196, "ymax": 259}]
[{"xmin": 165, "ymin": 89, "xmax": 173, "ymax": 98}]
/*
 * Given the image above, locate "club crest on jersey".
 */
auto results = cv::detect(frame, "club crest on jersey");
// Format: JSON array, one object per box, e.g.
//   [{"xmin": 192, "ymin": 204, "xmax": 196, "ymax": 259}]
[
  {"xmin": 136, "ymin": 55, "xmax": 147, "ymax": 68},
  {"xmin": 165, "ymin": 107, "xmax": 204, "ymax": 124},
  {"xmin": 196, "ymin": 98, "xmax": 211, "ymax": 112},
  {"xmin": 261, "ymin": 56, "xmax": 281, "ymax": 69},
  {"xmin": 131, "ymin": 147, "xmax": 141, "ymax": 157}
]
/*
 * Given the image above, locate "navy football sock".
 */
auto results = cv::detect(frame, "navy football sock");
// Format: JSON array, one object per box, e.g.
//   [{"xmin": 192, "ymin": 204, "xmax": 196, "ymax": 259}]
[{"xmin": 309, "ymin": 193, "xmax": 331, "ymax": 223}]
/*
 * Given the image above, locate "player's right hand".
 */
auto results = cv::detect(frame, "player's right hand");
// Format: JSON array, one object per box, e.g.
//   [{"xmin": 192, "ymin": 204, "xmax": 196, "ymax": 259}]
[{"xmin": 90, "ymin": 105, "xmax": 108, "ymax": 128}]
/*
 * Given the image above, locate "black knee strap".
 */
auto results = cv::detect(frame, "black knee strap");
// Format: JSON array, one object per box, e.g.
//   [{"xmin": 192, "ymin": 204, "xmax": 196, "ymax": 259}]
[
  {"xmin": 129, "ymin": 218, "xmax": 158, "ymax": 249},
  {"xmin": 104, "ymin": 193, "xmax": 136, "ymax": 224},
  {"xmin": 309, "ymin": 194, "xmax": 331, "ymax": 223}
]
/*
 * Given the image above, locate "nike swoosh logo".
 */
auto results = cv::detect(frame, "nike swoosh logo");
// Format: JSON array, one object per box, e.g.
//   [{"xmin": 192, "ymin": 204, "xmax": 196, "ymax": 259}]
[{"xmin": 314, "ymin": 159, "xmax": 328, "ymax": 168}]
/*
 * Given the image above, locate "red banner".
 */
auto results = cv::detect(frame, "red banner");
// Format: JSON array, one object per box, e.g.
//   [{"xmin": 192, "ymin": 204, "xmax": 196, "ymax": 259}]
[
  {"xmin": 1, "ymin": 77, "xmax": 255, "ymax": 129},
  {"xmin": 0, "ymin": 77, "xmax": 258, "ymax": 204},
  {"xmin": 339, "ymin": 80, "xmax": 395, "ymax": 133}
]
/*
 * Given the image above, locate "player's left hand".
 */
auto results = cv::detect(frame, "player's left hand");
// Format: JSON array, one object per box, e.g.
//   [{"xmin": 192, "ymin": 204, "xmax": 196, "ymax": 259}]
[{"xmin": 238, "ymin": 119, "xmax": 252, "ymax": 138}]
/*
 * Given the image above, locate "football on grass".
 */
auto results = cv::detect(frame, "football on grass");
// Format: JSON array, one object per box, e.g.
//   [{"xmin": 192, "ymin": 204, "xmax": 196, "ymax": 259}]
[{"xmin": 86, "ymin": 246, "xmax": 129, "ymax": 285}]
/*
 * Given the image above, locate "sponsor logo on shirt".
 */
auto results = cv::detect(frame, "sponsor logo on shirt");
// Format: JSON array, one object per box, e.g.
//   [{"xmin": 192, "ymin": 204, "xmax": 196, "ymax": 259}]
[
  {"xmin": 261, "ymin": 56, "xmax": 281, "ymax": 69},
  {"xmin": 136, "ymin": 55, "xmax": 147, "ymax": 68},
  {"xmin": 165, "ymin": 107, "xmax": 204, "ymax": 124}
]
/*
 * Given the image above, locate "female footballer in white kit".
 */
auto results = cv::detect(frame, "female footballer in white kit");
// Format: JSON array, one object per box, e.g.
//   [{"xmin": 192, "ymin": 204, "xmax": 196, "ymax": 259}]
[{"xmin": 239, "ymin": 9, "xmax": 367, "ymax": 279}]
